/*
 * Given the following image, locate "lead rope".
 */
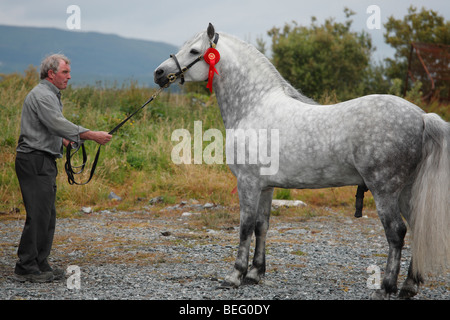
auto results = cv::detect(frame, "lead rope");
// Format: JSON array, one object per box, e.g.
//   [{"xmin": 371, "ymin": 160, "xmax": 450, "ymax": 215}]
[{"xmin": 65, "ymin": 86, "xmax": 166, "ymax": 185}]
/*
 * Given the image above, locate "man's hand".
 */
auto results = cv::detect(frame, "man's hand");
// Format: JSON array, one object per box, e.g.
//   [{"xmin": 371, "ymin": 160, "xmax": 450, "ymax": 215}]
[
  {"xmin": 80, "ymin": 131, "xmax": 112, "ymax": 145},
  {"xmin": 63, "ymin": 138, "xmax": 71, "ymax": 147}
]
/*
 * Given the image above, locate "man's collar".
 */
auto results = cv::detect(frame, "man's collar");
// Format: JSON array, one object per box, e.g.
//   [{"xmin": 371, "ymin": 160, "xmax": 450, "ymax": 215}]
[{"xmin": 40, "ymin": 79, "xmax": 61, "ymax": 96}]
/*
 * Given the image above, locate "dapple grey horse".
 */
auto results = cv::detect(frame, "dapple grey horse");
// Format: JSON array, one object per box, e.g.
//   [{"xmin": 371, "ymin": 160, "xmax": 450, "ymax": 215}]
[{"xmin": 155, "ymin": 23, "xmax": 449, "ymax": 299}]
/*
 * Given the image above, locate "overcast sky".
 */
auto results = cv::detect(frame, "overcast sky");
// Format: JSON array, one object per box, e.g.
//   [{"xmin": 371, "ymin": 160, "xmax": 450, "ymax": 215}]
[{"xmin": 0, "ymin": 0, "xmax": 448, "ymax": 60}]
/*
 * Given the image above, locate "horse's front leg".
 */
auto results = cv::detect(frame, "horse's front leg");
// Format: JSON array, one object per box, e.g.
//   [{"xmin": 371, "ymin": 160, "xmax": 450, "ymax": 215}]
[
  {"xmin": 244, "ymin": 187, "xmax": 274, "ymax": 284},
  {"xmin": 223, "ymin": 176, "xmax": 261, "ymax": 288}
]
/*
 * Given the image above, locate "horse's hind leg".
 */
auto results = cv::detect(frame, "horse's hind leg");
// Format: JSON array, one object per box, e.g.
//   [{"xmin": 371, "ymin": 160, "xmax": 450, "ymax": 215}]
[
  {"xmin": 398, "ymin": 185, "xmax": 423, "ymax": 299},
  {"xmin": 371, "ymin": 192, "xmax": 407, "ymax": 300},
  {"xmin": 222, "ymin": 176, "xmax": 261, "ymax": 288},
  {"xmin": 399, "ymin": 260, "xmax": 424, "ymax": 299},
  {"xmin": 244, "ymin": 187, "xmax": 274, "ymax": 284}
]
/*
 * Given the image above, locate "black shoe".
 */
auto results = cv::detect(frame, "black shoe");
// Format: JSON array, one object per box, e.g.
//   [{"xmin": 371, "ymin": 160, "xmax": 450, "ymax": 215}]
[
  {"xmin": 13, "ymin": 271, "xmax": 54, "ymax": 283},
  {"xmin": 46, "ymin": 268, "xmax": 65, "ymax": 280}
]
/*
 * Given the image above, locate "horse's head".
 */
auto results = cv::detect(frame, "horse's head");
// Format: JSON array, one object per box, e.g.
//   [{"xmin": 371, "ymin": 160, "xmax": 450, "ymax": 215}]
[{"xmin": 154, "ymin": 23, "xmax": 219, "ymax": 88}]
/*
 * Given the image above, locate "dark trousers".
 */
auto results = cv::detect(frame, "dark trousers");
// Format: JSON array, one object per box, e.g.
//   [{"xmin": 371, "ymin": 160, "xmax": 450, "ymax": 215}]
[{"xmin": 15, "ymin": 152, "xmax": 57, "ymax": 275}]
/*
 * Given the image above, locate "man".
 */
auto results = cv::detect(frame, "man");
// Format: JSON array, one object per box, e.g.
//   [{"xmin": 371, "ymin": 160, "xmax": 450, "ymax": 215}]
[{"xmin": 14, "ymin": 53, "xmax": 112, "ymax": 282}]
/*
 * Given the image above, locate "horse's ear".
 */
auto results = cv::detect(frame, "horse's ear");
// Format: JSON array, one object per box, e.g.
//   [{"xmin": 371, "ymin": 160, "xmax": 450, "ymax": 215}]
[{"xmin": 207, "ymin": 23, "xmax": 215, "ymax": 40}]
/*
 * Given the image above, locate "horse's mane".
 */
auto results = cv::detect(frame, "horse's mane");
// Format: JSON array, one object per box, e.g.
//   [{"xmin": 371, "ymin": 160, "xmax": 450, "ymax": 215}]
[{"xmin": 221, "ymin": 33, "xmax": 317, "ymax": 105}]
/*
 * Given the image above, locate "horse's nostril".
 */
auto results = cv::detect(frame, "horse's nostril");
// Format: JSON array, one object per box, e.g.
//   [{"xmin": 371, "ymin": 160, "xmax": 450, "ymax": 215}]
[{"xmin": 155, "ymin": 68, "xmax": 164, "ymax": 77}]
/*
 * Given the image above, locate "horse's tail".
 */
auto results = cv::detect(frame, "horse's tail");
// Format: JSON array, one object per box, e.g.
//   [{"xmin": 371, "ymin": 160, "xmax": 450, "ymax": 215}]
[{"xmin": 410, "ymin": 113, "xmax": 450, "ymax": 277}]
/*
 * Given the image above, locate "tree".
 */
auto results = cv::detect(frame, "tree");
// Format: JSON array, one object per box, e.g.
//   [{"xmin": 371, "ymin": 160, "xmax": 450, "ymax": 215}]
[
  {"xmin": 268, "ymin": 9, "xmax": 373, "ymax": 101},
  {"xmin": 384, "ymin": 6, "xmax": 450, "ymax": 93}
]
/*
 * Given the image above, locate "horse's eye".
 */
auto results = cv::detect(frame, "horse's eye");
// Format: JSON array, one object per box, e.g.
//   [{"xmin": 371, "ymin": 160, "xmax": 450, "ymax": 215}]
[{"xmin": 190, "ymin": 49, "xmax": 200, "ymax": 55}]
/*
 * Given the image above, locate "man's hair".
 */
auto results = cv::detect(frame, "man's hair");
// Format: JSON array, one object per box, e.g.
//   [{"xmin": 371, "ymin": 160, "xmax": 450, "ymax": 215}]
[{"xmin": 40, "ymin": 54, "xmax": 71, "ymax": 80}]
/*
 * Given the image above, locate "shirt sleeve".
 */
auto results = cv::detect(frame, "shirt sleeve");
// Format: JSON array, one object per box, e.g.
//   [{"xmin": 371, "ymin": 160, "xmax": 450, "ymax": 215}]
[{"xmin": 36, "ymin": 95, "xmax": 89, "ymax": 145}]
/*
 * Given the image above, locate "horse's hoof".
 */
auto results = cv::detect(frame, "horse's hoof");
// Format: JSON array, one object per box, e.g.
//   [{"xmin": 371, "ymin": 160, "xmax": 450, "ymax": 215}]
[
  {"xmin": 398, "ymin": 288, "xmax": 417, "ymax": 300},
  {"xmin": 221, "ymin": 271, "xmax": 242, "ymax": 288},
  {"xmin": 243, "ymin": 268, "xmax": 262, "ymax": 285},
  {"xmin": 218, "ymin": 280, "xmax": 238, "ymax": 289},
  {"xmin": 242, "ymin": 277, "xmax": 260, "ymax": 285},
  {"xmin": 399, "ymin": 279, "xmax": 419, "ymax": 299},
  {"xmin": 370, "ymin": 289, "xmax": 390, "ymax": 300}
]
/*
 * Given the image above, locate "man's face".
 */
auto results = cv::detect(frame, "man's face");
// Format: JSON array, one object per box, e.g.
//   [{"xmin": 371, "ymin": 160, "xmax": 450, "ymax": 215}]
[{"xmin": 47, "ymin": 59, "xmax": 71, "ymax": 90}]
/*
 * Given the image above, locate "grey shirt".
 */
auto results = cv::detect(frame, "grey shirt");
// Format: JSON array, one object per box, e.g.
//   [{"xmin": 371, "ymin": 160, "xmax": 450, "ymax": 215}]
[{"xmin": 16, "ymin": 79, "xmax": 89, "ymax": 158}]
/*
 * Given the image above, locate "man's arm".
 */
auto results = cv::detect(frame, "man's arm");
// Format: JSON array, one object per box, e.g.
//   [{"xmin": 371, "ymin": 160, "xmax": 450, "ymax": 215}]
[
  {"xmin": 80, "ymin": 130, "xmax": 112, "ymax": 145},
  {"xmin": 37, "ymin": 95, "xmax": 89, "ymax": 144}
]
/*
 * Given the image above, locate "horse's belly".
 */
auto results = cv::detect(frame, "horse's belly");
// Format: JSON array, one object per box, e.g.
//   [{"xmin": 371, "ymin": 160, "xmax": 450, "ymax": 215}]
[{"xmin": 266, "ymin": 154, "xmax": 364, "ymax": 189}]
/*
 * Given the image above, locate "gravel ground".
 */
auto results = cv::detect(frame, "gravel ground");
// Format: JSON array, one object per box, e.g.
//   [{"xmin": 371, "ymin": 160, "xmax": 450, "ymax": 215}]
[{"xmin": 1, "ymin": 202, "xmax": 448, "ymax": 301}]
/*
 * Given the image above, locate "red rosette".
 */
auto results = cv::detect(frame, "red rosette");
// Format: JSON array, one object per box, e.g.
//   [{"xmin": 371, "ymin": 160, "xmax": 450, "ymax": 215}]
[{"xmin": 203, "ymin": 47, "xmax": 220, "ymax": 93}]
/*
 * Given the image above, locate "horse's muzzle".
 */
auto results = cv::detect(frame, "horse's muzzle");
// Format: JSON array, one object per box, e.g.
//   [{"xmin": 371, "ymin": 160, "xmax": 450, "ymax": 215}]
[{"xmin": 154, "ymin": 68, "xmax": 171, "ymax": 88}]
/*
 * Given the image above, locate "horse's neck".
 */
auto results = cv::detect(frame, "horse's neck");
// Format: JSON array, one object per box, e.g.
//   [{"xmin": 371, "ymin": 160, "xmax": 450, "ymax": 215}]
[
  {"xmin": 213, "ymin": 38, "xmax": 279, "ymax": 127},
  {"xmin": 213, "ymin": 36, "xmax": 314, "ymax": 128}
]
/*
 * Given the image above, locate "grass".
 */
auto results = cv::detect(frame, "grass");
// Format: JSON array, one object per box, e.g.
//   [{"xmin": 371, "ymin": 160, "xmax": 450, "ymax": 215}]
[{"xmin": 1, "ymin": 68, "xmax": 448, "ymax": 222}]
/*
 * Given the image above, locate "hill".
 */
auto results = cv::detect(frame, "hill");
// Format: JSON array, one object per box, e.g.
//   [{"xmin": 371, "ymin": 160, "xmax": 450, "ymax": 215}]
[{"xmin": 0, "ymin": 25, "xmax": 178, "ymax": 86}]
